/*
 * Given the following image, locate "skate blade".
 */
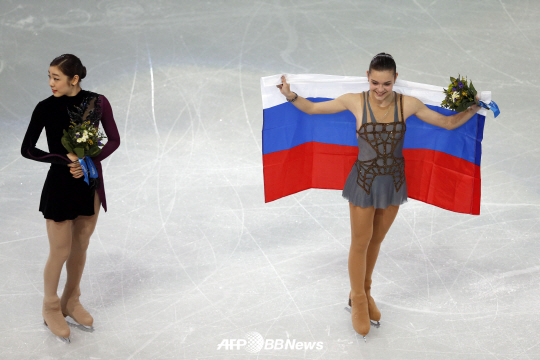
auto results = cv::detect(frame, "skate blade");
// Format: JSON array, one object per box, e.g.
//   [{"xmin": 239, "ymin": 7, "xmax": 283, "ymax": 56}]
[
  {"xmin": 58, "ymin": 336, "xmax": 71, "ymax": 344},
  {"xmin": 65, "ymin": 316, "xmax": 94, "ymax": 332},
  {"xmin": 344, "ymin": 307, "xmax": 352, "ymax": 314}
]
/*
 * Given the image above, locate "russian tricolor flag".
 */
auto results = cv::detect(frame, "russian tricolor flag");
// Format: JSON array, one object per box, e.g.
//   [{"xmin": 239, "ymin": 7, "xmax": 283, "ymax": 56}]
[{"xmin": 261, "ymin": 74, "xmax": 487, "ymax": 215}]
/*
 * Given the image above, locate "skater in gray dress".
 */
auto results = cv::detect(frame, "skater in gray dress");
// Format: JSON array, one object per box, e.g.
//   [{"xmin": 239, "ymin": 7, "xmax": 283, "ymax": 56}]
[{"xmin": 277, "ymin": 53, "xmax": 481, "ymax": 339}]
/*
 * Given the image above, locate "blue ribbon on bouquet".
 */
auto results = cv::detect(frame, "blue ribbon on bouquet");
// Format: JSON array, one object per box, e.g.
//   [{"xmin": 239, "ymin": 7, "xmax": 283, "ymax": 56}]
[
  {"xmin": 78, "ymin": 157, "xmax": 99, "ymax": 185},
  {"xmin": 478, "ymin": 100, "xmax": 500, "ymax": 118},
  {"xmin": 85, "ymin": 157, "xmax": 98, "ymax": 179}
]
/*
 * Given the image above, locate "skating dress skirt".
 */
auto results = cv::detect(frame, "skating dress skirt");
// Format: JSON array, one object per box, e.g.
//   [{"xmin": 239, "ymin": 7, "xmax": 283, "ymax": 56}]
[
  {"xmin": 21, "ymin": 90, "xmax": 120, "ymax": 222},
  {"xmin": 342, "ymin": 91, "xmax": 407, "ymax": 209}
]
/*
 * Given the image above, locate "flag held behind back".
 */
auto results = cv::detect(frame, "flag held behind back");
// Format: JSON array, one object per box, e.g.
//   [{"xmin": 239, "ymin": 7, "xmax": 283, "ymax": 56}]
[{"xmin": 261, "ymin": 74, "xmax": 486, "ymax": 215}]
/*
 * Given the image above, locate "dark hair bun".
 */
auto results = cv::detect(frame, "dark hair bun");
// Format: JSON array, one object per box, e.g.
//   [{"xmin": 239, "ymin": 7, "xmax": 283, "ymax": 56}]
[
  {"xmin": 50, "ymin": 54, "xmax": 87, "ymax": 82},
  {"xmin": 80, "ymin": 66, "xmax": 87, "ymax": 80},
  {"xmin": 369, "ymin": 52, "xmax": 396, "ymax": 74}
]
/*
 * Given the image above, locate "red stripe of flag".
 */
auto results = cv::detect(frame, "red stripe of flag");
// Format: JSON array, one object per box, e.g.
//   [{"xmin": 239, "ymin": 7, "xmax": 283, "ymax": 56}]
[
  {"xmin": 404, "ymin": 149, "xmax": 481, "ymax": 215},
  {"xmin": 263, "ymin": 142, "xmax": 357, "ymax": 202}
]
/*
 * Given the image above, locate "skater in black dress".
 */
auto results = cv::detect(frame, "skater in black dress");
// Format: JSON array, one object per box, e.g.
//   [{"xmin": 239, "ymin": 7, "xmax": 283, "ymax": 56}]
[
  {"xmin": 21, "ymin": 54, "xmax": 120, "ymax": 342},
  {"xmin": 277, "ymin": 53, "xmax": 481, "ymax": 339}
]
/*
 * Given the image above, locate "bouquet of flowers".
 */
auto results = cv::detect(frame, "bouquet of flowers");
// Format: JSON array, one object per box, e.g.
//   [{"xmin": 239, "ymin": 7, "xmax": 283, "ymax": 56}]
[
  {"xmin": 61, "ymin": 121, "xmax": 106, "ymax": 185},
  {"xmin": 441, "ymin": 75, "xmax": 477, "ymax": 112},
  {"xmin": 61, "ymin": 121, "xmax": 106, "ymax": 159}
]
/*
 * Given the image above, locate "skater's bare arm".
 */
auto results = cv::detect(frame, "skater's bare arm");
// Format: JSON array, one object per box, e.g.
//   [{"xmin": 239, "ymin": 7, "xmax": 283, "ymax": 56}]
[
  {"xmin": 406, "ymin": 96, "xmax": 481, "ymax": 130},
  {"xmin": 277, "ymin": 75, "xmax": 354, "ymax": 115}
]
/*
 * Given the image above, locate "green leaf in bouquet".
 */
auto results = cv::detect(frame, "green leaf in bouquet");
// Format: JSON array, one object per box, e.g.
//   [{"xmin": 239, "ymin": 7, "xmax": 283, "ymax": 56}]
[
  {"xmin": 469, "ymin": 82, "xmax": 478, "ymax": 104},
  {"xmin": 61, "ymin": 136, "xmax": 74, "ymax": 154},
  {"xmin": 457, "ymin": 100, "xmax": 475, "ymax": 112},
  {"xmin": 74, "ymin": 147, "xmax": 85, "ymax": 159},
  {"xmin": 469, "ymin": 81, "xmax": 477, "ymax": 95},
  {"xmin": 88, "ymin": 146, "xmax": 102, "ymax": 157},
  {"xmin": 456, "ymin": 102, "xmax": 467, "ymax": 112}
]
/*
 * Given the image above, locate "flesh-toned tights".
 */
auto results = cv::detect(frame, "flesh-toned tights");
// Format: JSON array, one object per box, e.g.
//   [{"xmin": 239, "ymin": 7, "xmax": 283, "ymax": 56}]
[
  {"xmin": 348, "ymin": 203, "xmax": 399, "ymax": 302},
  {"xmin": 43, "ymin": 194, "xmax": 100, "ymax": 302}
]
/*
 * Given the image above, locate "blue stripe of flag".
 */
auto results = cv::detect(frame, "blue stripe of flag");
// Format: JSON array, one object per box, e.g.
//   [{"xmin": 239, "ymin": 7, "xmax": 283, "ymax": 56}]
[{"xmin": 262, "ymin": 98, "xmax": 356, "ymax": 155}]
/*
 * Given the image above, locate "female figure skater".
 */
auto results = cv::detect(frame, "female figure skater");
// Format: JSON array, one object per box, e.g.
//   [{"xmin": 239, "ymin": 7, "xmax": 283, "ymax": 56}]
[
  {"xmin": 21, "ymin": 54, "xmax": 120, "ymax": 342},
  {"xmin": 277, "ymin": 53, "xmax": 480, "ymax": 339}
]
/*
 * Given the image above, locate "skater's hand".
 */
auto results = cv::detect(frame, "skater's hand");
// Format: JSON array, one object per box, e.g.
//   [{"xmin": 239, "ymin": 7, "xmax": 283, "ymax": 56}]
[
  {"xmin": 70, "ymin": 166, "xmax": 84, "ymax": 178},
  {"xmin": 67, "ymin": 153, "xmax": 84, "ymax": 179},
  {"xmin": 469, "ymin": 94, "xmax": 481, "ymax": 112},
  {"xmin": 276, "ymin": 75, "xmax": 295, "ymax": 99}
]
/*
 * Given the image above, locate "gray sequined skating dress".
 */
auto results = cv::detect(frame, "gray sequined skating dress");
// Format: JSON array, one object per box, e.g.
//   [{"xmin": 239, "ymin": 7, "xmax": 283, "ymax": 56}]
[{"xmin": 342, "ymin": 91, "xmax": 407, "ymax": 209}]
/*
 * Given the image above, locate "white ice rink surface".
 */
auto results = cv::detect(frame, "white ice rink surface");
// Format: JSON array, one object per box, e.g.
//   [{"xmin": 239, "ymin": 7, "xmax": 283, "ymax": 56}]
[{"xmin": 1, "ymin": 1, "xmax": 539, "ymax": 359}]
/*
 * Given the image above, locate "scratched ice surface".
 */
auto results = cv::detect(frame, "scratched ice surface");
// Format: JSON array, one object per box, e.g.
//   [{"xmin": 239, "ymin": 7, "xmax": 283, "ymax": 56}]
[{"xmin": 0, "ymin": 1, "xmax": 539, "ymax": 359}]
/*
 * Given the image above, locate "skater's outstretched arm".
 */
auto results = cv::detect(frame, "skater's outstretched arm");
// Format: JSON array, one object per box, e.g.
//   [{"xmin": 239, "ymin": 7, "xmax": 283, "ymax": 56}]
[
  {"xmin": 277, "ymin": 75, "xmax": 356, "ymax": 115},
  {"xmin": 404, "ymin": 95, "xmax": 481, "ymax": 130}
]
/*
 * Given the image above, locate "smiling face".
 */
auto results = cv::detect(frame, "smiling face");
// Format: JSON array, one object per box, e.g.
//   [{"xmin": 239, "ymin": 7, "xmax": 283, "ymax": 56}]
[
  {"xmin": 48, "ymin": 66, "xmax": 79, "ymax": 97},
  {"xmin": 367, "ymin": 69, "xmax": 397, "ymax": 101}
]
